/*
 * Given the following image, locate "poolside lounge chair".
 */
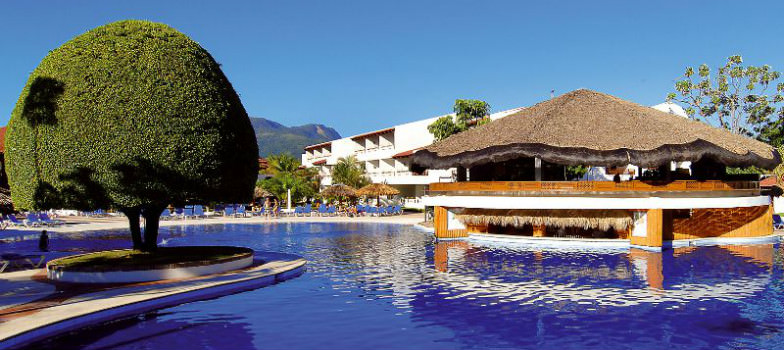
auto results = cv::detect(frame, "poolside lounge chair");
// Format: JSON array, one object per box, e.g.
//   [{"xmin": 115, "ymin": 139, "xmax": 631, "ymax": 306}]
[
  {"xmin": 25, "ymin": 213, "xmax": 42, "ymax": 227},
  {"xmin": 183, "ymin": 206, "xmax": 194, "ymax": 219},
  {"xmin": 327, "ymin": 206, "xmax": 337, "ymax": 216},
  {"xmin": 160, "ymin": 208, "xmax": 173, "ymax": 220},
  {"xmin": 225, "ymin": 206, "xmax": 235, "ymax": 217},
  {"xmin": 236, "ymin": 205, "xmax": 247, "ymax": 217},
  {"xmin": 194, "ymin": 205, "xmax": 205, "ymax": 218},
  {"xmin": 318, "ymin": 204, "xmax": 327, "ymax": 217},
  {"xmin": 6, "ymin": 215, "xmax": 24, "ymax": 227},
  {"xmin": 304, "ymin": 205, "xmax": 312, "ymax": 217},
  {"xmin": 774, "ymin": 215, "xmax": 784, "ymax": 230},
  {"xmin": 39, "ymin": 213, "xmax": 65, "ymax": 226}
]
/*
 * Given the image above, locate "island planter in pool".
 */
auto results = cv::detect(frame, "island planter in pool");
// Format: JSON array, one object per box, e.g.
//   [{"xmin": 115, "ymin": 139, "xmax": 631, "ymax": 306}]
[
  {"xmin": 413, "ymin": 90, "xmax": 781, "ymax": 250},
  {"xmin": 46, "ymin": 246, "xmax": 255, "ymax": 283}
]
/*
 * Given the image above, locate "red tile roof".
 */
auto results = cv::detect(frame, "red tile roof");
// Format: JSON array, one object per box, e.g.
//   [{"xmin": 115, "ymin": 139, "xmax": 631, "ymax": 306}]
[
  {"xmin": 258, "ymin": 157, "xmax": 269, "ymax": 171},
  {"xmin": 312, "ymin": 159, "xmax": 327, "ymax": 165},
  {"xmin": 350, "ymin": 127, "xmax": 395, "ymax": 141},
  {"xmin": 392, "ymin": 147, "xmax": 423, "ymax": 159},
  {"xmin": 304, "ymin": 141, "xmax": 332, "ymax": 151}
]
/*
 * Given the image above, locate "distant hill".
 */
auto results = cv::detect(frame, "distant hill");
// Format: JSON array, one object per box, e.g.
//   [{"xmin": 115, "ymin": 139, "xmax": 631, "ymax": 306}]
[{"xmin": 250, "ymin": 117, "xmax": 341, "ymax": 157}]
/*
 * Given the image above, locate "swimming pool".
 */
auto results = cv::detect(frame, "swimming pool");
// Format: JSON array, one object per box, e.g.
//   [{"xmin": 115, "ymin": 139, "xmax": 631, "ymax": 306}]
[{"xmin": 10, "ymin": 222, "xmax": 784, "ymax": 350}]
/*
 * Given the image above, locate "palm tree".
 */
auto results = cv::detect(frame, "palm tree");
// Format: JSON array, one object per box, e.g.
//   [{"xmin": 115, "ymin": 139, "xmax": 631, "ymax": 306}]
[
  {"xmin": 331, "ymin": 156, "xmax": 369, "ymax": 188},
  {"xmin": 261, "ymin": 153, "xmax": 318, "ymax": 205}
]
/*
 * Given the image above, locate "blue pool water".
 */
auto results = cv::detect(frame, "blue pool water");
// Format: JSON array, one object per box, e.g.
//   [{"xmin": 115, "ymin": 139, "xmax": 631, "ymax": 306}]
[{"xmin": 6, "ymin": 222, "xmax": 784, "ymax": 350}]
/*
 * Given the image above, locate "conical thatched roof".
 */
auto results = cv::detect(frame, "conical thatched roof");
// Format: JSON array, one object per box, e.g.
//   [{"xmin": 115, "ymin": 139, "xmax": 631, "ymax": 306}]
[
  {"xmin": 413, "ymin": 89, "xmax": 781, "ymax": 169},
  {"xmin": 457, "ymin": 208, "xmax": 633, "ymax": 231},
  {"xmin": 321, "ymin": 184, "xmax": 358, "ymax": 198},
  {"xmin": 356, "ymin": 183, "xmax": 400, "ymax": 197}
]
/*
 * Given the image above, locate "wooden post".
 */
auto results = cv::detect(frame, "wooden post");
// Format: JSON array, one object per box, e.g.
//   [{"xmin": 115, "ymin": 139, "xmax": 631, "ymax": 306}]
[
  {"xmin": 533, "ymin": 224, "xmax": 546, "ymax": 237},
  {"xmin": 630, "ymin": 208, "xmax": 665, "ymax": 248}
]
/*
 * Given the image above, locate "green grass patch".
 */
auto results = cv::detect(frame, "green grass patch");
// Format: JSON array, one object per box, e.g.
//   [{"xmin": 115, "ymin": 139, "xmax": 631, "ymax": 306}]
[{"xmin": 48, "ymin": 246, "xmax": 253, "ymax": 272}]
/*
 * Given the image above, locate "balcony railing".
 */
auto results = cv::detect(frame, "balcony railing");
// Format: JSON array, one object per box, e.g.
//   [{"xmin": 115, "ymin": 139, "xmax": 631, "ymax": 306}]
[{"xmin": 427, "ymin": 180, "xmax": 760, "ymax": 197}]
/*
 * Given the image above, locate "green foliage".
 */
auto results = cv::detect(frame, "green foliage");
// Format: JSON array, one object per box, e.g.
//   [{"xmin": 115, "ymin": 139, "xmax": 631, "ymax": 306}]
[
  {"xmin": 427, "ymin": 99, "xmax": 491, "ymax": 142},
  {"xmin": 6, "ymin": 20, "xmax": 259, "ymax": 214},
  {"xmin": 331, "ymin": 155, "xmax": 369, "ymax": 188},
  {"xmin": 260, "ymin": 153, "xmax": 317, "ymax": 203},
  {"xmin": 726, "ymin": 165, "xmax": 767, "ymax": 175},
  {"xmin": 565, "ymin": 165, "xmax": 589, "ymax": 180},
  {"xmin": 454, "ymin": 99, "xmax": 491, "ymax": 125},
  {"xmin": 668, "ymin": 55, "xmax": 784, "ymax": 144},
  {"xmin": 427, "ymin": 116, "xmax": 463, "ymax": 142}
]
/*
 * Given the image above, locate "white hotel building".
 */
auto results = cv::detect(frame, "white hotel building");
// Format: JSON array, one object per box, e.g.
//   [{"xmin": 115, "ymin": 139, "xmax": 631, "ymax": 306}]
[{"xmin": 301, "ymin": 107, "xmax": 525, "ymax": 208}]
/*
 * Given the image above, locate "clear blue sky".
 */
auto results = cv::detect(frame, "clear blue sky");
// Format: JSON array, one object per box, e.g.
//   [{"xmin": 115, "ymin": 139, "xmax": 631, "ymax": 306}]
[{"xmin": 2, "ymin": 0, "xmax": 783, "ymax": 136}]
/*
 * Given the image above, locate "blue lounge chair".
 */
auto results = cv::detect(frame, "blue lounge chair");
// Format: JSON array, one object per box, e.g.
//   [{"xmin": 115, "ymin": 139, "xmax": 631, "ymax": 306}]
[
  {"xmin": 393, "ymin": 205, "xmax": 402, "ymax": 215},
  {"xmin": 183, "ymin": 207, "xmax": 194, "ymax": 219},
  {"xmin": 318, "ymin": 204, "xmax": 327, "ymax": 216},
  {"xmin": 367, "ymin": 206, "xmax": 378, "ymax": 217},
  {"xmin": 39, "ymin": 213, "xmax": 64, "ymax": 226},
  {"xmin": 327, "ymin": 206, "xmax": 337, "ymax": 216},
  {"xmin": 225, "ymin": 206, "xmax": 235, "ymax": 217},
  {"xmin": 160, "ymin": 208, "xmax": 173, "ymax": 220},
  {"xmin": 6, "ymin": 215, "xmax": 24, "ymax": 227},
  {"xmin": 236, "ymin": 205, "xmax": 247, "ymax": 217},
  {"xmin": 194, "ymin": 205, "xmax": 205, "ymax": 218},
  {"xmin": 774, "ymin": 214, "xmax": 784, "ymax": 230},
  {"xmin": 25, "ymin": 213, "xmax": 42, "ymax": 227},
  {"xmin": 303, "ymin": 205, "xmax": 312, "ymax": 217}
]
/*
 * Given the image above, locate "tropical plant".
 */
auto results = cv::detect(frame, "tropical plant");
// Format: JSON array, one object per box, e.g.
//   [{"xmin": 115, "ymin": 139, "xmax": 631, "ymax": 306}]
[
  {"xmin": 5, "ymin": 20, "xmax": 258, "ymax": 251},
  {"xmin": 667, "ymin": 55, "xmax": 784, "ymax": 145},
  {"xmin": 427, "ymin": 99, "xmax": 491, "ymax": 141},
  {"xmin": 267, "ymin": 153, "xmax": 301, "ymax": 174},
  {"xmin": 260, "ymin": 153, "xmax": 318, "ymax": 204},
  {"xmin": 331, "ymin": 156, "xmax": 369, "ymax": 188}
]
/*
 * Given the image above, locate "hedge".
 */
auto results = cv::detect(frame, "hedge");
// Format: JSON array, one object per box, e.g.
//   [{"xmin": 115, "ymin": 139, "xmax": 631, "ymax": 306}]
[{"xmin": 6, "ymin": 20, "xmax": 259, "ymax": 211}]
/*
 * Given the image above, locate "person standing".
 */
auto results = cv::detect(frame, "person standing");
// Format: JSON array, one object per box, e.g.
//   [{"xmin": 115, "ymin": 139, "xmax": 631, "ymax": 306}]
[{"xmin": 38, "ymin": 230, "xmax": 50, "ymax": 252}]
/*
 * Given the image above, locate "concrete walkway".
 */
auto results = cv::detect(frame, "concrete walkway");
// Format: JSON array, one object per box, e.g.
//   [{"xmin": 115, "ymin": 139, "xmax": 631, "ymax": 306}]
[{"xmin": 0, "ymin": 252, "xmax": 306, "ymax": 349}]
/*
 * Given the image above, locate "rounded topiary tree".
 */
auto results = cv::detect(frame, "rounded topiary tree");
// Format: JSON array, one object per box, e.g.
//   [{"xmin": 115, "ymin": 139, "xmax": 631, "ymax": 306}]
[{"xmin": 7, "ymin": 20, "xmax": 258, "ymax": 251}]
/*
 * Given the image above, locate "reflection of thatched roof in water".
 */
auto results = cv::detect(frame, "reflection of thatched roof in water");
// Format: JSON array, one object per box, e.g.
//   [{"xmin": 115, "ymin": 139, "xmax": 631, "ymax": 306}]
[
  {"xmin": 357, "ymin": 183, "xmax": 400, "ymax": 197},
  {"xmin": 321, "ymin": 184, "xmax": 358, "ymax": 198},
  {"xmin": 457, "ymin": 208, "xmax": 633, "ymax": 231},
  {"xmin": 413, "ymin": 89, "xmax": 780, "ymax": 169}
]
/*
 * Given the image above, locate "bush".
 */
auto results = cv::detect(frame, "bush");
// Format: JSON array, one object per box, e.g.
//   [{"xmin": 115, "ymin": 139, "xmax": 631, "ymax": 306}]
[{"xmin": 6, "ymin": 20, "xmax": 259, "ymax": 250}]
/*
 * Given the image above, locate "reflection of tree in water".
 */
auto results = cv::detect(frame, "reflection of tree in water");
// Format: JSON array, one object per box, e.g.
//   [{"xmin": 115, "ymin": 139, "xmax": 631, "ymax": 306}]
[{"xmin": 23, "ymin": 310, "xmax": 256, "ymax": 350}]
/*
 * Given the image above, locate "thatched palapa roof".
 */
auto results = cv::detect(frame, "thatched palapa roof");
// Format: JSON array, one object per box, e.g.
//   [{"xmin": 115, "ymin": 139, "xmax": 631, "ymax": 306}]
[
  {"xmin": 321, "ymin": 184, "xmax": 358, "ymax": 198},
  {"xmin": 356, "ymin": 183, "xmax": 400, "ymax": 197},
  {"xmin": 457, "ymin": 208, "xmax": 633, "ymax": 231},
  {"xmin": 412, "ymin": 89, "xmax": 781, "ymax": 169}
]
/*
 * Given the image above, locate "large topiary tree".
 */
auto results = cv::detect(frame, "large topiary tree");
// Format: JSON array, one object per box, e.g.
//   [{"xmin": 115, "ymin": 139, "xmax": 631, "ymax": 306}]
[{"xmin": 6, "ymin": 20, "xmax": 259, "ymax": 251}]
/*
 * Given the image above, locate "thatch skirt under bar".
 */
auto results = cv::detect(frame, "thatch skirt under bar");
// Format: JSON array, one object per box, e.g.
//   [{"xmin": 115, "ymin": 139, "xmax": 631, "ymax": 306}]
[{"xmin": 456, "ymin": 209, "xmax": 633, "ymax": 231}]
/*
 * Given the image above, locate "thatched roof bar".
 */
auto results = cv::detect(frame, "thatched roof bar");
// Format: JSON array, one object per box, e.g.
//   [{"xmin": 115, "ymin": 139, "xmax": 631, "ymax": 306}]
[{"xmin": 412, "ymin": 89, "xmax": 781, "ymax": 170}]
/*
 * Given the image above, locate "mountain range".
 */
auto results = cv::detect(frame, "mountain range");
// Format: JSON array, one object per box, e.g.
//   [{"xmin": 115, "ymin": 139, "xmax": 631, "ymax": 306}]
[{"xmin": 249, "ymin": 117, "xmax": 341, "ymax": 157}]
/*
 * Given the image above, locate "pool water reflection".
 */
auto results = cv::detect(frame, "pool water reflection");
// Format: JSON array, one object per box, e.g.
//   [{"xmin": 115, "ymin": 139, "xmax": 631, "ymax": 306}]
[{"xmin": 12, "ymin": 222, "xmax": 784, "ymax": 350}]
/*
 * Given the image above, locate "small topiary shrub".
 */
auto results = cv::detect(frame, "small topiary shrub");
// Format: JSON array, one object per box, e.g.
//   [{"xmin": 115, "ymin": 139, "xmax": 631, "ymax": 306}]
[{"xmin": 6, "ymin": 20, "xmax": 259, "ymax": 251}]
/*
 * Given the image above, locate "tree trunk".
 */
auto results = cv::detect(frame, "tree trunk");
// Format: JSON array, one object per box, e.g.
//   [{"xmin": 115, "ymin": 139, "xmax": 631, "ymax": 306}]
[
  {"xmin": 141, "ymin": 206, "xmax": 163, "ymax": 252},
  {"xmin": 123, "ymin": 208, "xmax": 143, "ymax": 250}
]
